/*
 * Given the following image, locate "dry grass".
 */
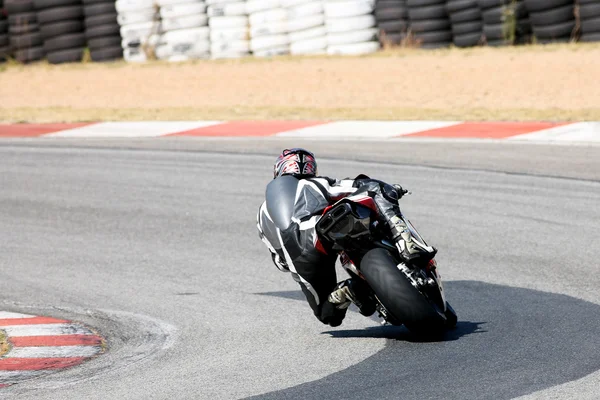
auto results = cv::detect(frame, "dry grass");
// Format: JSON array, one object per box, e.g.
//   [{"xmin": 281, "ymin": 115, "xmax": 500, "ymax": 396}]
[
  {"xmin": 0, "ymin": 330, "xmax": 9, "ymax": 357},
  {"xmin": 1, "ymin": 42, "xmax": 599, "ymax": 122}
]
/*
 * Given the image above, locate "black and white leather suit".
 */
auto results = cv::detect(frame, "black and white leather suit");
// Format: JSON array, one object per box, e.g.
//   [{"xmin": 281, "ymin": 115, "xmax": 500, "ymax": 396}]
[{"xmin": 256, "ymin": 174, "xmax": 404, "ymax": 327}]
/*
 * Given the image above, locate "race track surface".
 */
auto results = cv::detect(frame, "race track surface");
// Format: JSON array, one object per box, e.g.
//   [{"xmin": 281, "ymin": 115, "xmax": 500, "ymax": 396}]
[{"xmin": 0, "ymin": 140, "xmax": 599, "ymax": 399}]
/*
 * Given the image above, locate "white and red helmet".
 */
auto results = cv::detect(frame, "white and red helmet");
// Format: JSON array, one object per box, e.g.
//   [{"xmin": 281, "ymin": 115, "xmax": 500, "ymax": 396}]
[{"xmin": 273, "ymin": 148, "xmax": 318, "ymax": 179}]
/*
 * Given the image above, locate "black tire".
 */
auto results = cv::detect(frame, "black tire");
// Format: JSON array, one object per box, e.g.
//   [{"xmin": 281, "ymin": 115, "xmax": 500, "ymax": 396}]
[
  {"xmin": 380, "ymin": 32, "xmax": 408, "ymax": 44},
  {"xmin": 532, "ymin": 20, "xmax": 574, "ymax": 39},
  {"xmin": 33, "ymin": 0, "xmax": 79, "ymax": 10},
  {"xmin": 408, "ymin": 4, "xmax": 448, "ymax": 21},
  {"xmin": 43, "ymin": 32, "xmax": 85, "ymax": 52},
  {"xmin": 90, "ymin": 45, "xmax": 122, "ymax": 61},
  {"xmin": 452, "ymin": 20, "xmax": 482, "ymax": 35},
  {"xmin": 447, "ymin": 0, "xmax": 478, "ymax": 14},
  {"xmin": 83, "ymin": 2, "xmax": 115, "ymax": 17},
  {"xmin": 5, "ymin": 0, "xmax": 35, "ymax": 14},
  {"xmin": 529, "ymin": 4, "xmax": 573, "ymax": 26},
  {"xmin": 579, "ymin": 0, "xmax": 597, "ymax": 4},
  {"xmin": 13, "ymin": 44, "xmax": 43, "ymax": 62},
  {"xmin": 414, "ymin": 29, "xmax": 453, "ymax": 43},
  {"xmin": 0, "ymin": 20, "xmax": 7, "ymax": 34},
  {"xmin": 82, "ymin": 0, "xmax": 113, "ymax": 3},
  {"xmin": 580, "ymin": 4, "xmax": 600, "ymax": 21},
  {"xmin": 523, "ymin": 0, "xmax": 570, "ymax": 13},
  {"xmin": 9, "ymin": 30, "xmax": 41, "ymax": 48},
  {"xmin": 37, "ymin": 5, "xmax": 82, "ymax": 24},
  {"xmin": 477, "ymin": 0, "xmax": 503, "ymax": 10},
  {"xmin": 0, "ymin": 33, "xmax": 7, "ymax": 46},
  {"xmin": 8, "ymin": 11, "xmax": 36, "ymax": 25},
  {"xmin": 8, "ymin": 21, "xmax": 37, "ymax": 34},
  {"xmin": 449, "ymin": 7, "xmax": 481, "ymax": 24},
  {"xmin": 46, "ymin": 46, "xmax": 82, "ymax": 63},
  {"xmin": 454, "ymin": 31, "xmax": 483, "ymax": 46},
  {"xmin": 378, "ymin": 19, "xmax": 409, "ymax": 33},
  {"xmin": 407, "ymin": 0, "xmax": 444, "ymax": 6},
  {"xmin": 39, "ymin": 19, "xmax": 83, "ymax": 39},
  {"xmin": 410, "ymin": 18, "xmax": 450, "ymax": 32},
  {"xmin": 484, "ymin": 22, "xmax": 506, "ymax": 40},
  {"xmin": 375, "ymin": 7, "xmax": 407, "ymax": 22},
  {"xmin": 582, "ymin": 17, "xmax": 600, "ymax": 35},
  {"xmin": 85, "ymin": 22, "xmax": 119, "ymax": 39},
  {"xmin": 87, "ymin": 34, "xmax": 119, "ymax": 50},
  {"xmin": 0, "ymin": 45, "xmax": 10, "ymax": 61},
  {"xmin": 377, "ymin": 0, "xmax": 407, "ymax": 10},
  {"xmin": 84, "ymin": 12, "xmax": 116, "ymax": 28},
  {"xmin": 580, "ymin": 32, "xmax": 600, "ymax": 42},
  {"xmin": 359, "ymin": 248, "xmax": 447, "ymax": 334},
  {"xmin": 482, "ymin": 6, "xmax": 502, "ymax": 25},
  {"xmin": 486, "ymin": 38, "xmax": 509, "ymax": 46}
]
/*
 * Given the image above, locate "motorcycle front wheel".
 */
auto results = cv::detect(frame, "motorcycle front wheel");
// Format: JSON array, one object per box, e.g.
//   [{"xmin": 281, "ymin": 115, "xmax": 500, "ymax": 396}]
[{"xmin": 360, "ymin": 248, "xmax": 447, "ymax": 335}]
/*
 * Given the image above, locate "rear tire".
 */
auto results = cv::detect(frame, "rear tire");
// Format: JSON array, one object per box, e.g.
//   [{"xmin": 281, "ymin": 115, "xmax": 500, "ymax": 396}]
[{"xmin": 360, "ymin": 248, "xmax": 447, "ymax": 335}]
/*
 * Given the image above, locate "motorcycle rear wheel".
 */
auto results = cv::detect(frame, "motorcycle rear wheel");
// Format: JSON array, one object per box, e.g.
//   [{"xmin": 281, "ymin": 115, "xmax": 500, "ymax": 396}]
[{"xmin": 360, "ymin": 248, "xmax": 447, "ymax": 335}]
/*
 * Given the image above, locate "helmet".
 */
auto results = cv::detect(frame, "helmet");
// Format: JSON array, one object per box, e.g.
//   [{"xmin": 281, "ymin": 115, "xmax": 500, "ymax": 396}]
[{"xmin": 273, "ymin": 148, "xmax": 318, "ymax": 179}]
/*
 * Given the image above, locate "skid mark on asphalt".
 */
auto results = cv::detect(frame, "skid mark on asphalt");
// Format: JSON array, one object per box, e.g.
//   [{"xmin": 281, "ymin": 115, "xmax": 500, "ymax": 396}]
[{"xmin": 254, "ymin": 281, "xmax": 600, "ymax": 400}]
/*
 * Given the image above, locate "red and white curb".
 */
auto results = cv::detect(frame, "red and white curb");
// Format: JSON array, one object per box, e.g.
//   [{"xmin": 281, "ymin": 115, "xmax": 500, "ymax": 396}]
[
  {"xmin": 0, "ymin": 311, "xmax": 105, "ymax": 388},
  {"xmin": 0, "ymin": 121, "xmax": 598, "ymax": 143}
]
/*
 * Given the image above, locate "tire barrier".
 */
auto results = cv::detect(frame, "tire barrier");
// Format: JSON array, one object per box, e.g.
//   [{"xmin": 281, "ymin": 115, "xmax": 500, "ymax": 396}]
[
  {"xmin": 156, "ymin": 0, "xmax": 209, "ymax": 61},
  {"xmin": 84, "ymin": 0, "xmax": 123, "ymax": 62},
  {"xmin": 35, "ymin": 0, "xmax": 86, "ymax": 64},
  {"xmin": 523, "ymin": 0, "xmax": 574, "ymax": 43},
  {"xmin": 375, "ymin": 0, "xmax": 409, "ymax": 46},
  {"xmin": 477, "ymin": 0, "xmax": 530, "ymax": 46},
  {"xmin": 406, "ymin": 0, "xmax": 453, "ymax": 48},
  {"xmin": 1, "ymin": 0, "xmax": 9, "ymax": 62},
  {"xmin": 447, "ymin": 0, "xmax": 482, "ymax": 47},
  {"xmin": 5, "ymin": 0, "xmax": 45, "ymax": 62},
  {"xmin": 324, "ymin": 0, "xmax": 380, "ymax": 55},
  {"xmin": 247, "ymin": 0, "xmax": 290, "ymax": 57},
  {"xmin": 287, "ymin": 0, "xmax": 327, "ymax": 56},
  {"xmin": 207, "ymin": 0, "xmax": 249, "ymax": 59},
  {"xmin": 577, "ymin": 0, "xmax": 599, "ymax": 43}
]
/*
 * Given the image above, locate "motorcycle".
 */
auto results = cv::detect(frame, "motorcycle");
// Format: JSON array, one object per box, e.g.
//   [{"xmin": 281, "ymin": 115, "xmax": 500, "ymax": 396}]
[{"xmin": 315, "ymin": 187, "xmax": 458, "ymax": 335}]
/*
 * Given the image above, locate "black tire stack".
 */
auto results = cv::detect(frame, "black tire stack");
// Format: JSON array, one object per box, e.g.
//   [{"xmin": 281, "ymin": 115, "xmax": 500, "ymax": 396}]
[
  {"xmin": 5, "ymin": 0, "xmax": 44, "ymax": 63},
  {"xmin": 0, "ymin": 0, "xmax": 8, "ymax": 62},
  {"xmin": 375, "ymin": 0, "xmax": 410, "ymax": 46},
  {"xmin": 579, "ymin": 0, "xmax": 600, "ymax": 43},
  {"xmin": 524, "ymin": 0, "xmax": 574, "ymax": 43},
  {"xmin": 447, "ymin": 0, "xmax": 483, "ymax": 47},
  {"xmin": 83, "ymin": 0, "xmax": 122, "ymax": 62},
  {"xmin": 406, "ymin": 0, "xmax": 453, "ymax": 48},
  {"xmin": 479, "ymin": 0, "xmax": 531, "ymax": 46},
  {"xmin": 35, "ymin": 0, "xmax": 86, "ymax": 64}
]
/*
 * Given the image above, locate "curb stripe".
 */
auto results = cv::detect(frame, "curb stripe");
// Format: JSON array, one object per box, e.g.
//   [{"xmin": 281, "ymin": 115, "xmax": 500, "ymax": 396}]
[
  {"xmin": 10, "ymin": 335, "xmax": 103, "ymax": 347},
  {"xmin": 7, "ymin": 346, "xmax": 101, "ymax": 358},
  {"xmin": 0, "ymin": 317, "xmax": 69, "ymax": 327},
  {"xmin": 0, "ymin": 357, "xmax": 85, "ymax": 371},
  {"xmin": 403, "ymin": 122, "xmax": 566, "ymax": 138},
  {"xmin": 45, "ymin": 121, "xmax": 222, "ymax": 138},
  {"xmin": 2, "ymin": 324, "xmax": 94, "ymax": 337},
  {"xmin": 0, "ymin": 123, "xmax": 92, "ymax": 137},
  {"xmin": 169, "ymin": 120, "xmax": 327, "ymax": 137},
  {"xmin": 0, "ymin": 312, "xmax": 37, "ymax": 319}
]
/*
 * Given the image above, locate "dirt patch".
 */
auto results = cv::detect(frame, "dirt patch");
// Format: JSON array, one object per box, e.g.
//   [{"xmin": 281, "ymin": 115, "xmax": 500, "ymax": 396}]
[
  {"xmin": 0, "ymin": 330, "xmax": 9, "ymax": 357},
  {"xmin": 1, "ymin": 43, "xmax": 599, "ymax": 122}
]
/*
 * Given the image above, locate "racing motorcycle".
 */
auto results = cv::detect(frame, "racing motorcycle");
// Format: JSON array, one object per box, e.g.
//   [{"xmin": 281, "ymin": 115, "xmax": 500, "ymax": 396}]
[{"xmin": 315, "ymin": 187, "xmax": 458, "ymax": 335}]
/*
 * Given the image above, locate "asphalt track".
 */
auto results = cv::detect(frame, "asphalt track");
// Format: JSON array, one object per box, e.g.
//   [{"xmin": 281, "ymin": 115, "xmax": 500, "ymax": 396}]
[{"xmin": 1, "ymin": 139, "xmax": 599, "ymax": 400}]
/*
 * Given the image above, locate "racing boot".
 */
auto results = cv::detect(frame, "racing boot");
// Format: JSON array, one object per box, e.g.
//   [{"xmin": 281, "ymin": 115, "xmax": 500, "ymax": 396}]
[
  {"xmin": 388, "ymin": 215, "xmax": 437, "ymax": 266},
  {"xmin": 328, "ymin": 279, "xmax": 377, "ymax": 316}
]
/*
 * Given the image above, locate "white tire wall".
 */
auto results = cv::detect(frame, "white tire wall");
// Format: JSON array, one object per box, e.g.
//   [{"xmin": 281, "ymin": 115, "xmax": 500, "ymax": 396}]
[
  {"xmin": 248, "ymin": 0, "xmax": 290, "ymax": 57},
  {"xmin": 286, "ymin": 0, "xmax": 327, "ymax": 55},
  {"xmin": 324, "ymin": 0, "xmax": 379, "ymax": 54},
  {"xmin": 156, "ymin": 0, "xmax": 210, "ymax": 61},
  {"xmin": 207, "ymin": 0, "xmax": 249, "ymax": 60},
  {"xmin": 116, "ymin": 0, "xmax": 157, "ymax": 62}
]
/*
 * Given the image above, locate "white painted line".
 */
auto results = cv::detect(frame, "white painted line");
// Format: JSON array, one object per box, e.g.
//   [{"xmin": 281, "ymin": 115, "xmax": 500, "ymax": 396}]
[
  {"xmin": 0, "ymin": 371, "xmax": 46, "ymax": 382},
  {"xmin": 45, "ymin": 121, "xmax": 223, "ymax": 138},
  {"xmin": 2, "ymin": 324, "xmax": 94, "ymax": 337},
  {"xmin": 508, "ymin": 122, "xmax": 600, "ymax": 142},
  {"xmin": 7, "ymin": 346, "xmax": 102, "ymax": 358},
  {"xmin": 276, "ymin": 121, "xmax": 461, "ymax": 138},
  {"xmin": 0, "ymin": 312, "xmax": 36, "ymax": 319}
]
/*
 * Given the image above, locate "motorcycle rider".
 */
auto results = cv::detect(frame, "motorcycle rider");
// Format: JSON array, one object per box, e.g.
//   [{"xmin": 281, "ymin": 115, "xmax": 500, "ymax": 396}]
[{"xmin": 256, "ymin": 148, "xmax": 435, "ymax": 327}]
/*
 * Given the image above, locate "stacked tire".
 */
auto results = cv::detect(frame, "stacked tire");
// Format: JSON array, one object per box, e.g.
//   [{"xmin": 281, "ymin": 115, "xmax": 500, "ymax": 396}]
[
  {"xmin": 5, "ymin": 0, "xmax": 44, "ymax": 63},
  {"xmin": 207, "ymin": 0, "xmax": 249, "ymax": 59},
  {"xmin": 579, "ymin": 0, "xmax": 600, "ymax": 43},
  {"xmin": 406, "ymin": 0, "xmax": 452, "ymax": 48},
  {"xmin": 0, "ymin": 0, "xmax": 8, "ymax": 62},
  {"xmin": 157, "ymin": 0, "xmax": 210, "ymax": 61},
  {"xmin": 35, "ymin": 0, "xmax": 86, "ymax": 64},
  {"xmin": 324, "ymin": 0, "xmax": 379, "ymax": 55},
  {"xmin": 479, "ymin": 0, "xmax": 530, "ymax": 46},
  {"xmin": 247, "ymin": 0, "xmax": 289, "ymax": 57},
  {"xmin": 83, "ymin": 0, "xmax": 122, "ymax": 62},
  {"xmin": 447, "ymin": 0, "xmax": 483, "ymax": 47},
  {"xmin": 374, "ymin": 0, "xmax": 409, "ymax": 46},
  {"xmin": 286, "ymin": 0, "xmax": 327, "ymax": 56},
  {"xmin": 524, "ymin": 0, "xmax": 573, "ymax": 43},
  {"xmin": 117, "ymin": 0, "xmax": 159, "ymax": 62}
]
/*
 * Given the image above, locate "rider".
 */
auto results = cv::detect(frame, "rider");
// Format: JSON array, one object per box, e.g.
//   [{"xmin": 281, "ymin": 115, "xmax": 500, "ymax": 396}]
[{"xmin": 256, "ymin": 148, "xmax": 435, "ymax": 327}]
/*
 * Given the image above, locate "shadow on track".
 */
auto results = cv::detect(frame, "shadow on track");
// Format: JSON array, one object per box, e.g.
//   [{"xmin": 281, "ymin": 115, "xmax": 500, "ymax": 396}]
[{"xmin": 254, "ymin": 281, "xmax": 600, "ymax": 400}]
